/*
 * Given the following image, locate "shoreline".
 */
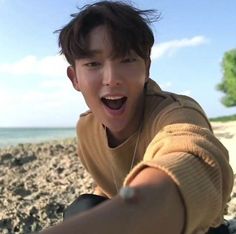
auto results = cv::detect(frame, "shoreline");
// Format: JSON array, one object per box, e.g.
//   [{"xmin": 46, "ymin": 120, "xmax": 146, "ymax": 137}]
[
  {"xmin": 0, "ymin": 137, "xmax": 77, "ymax": 150},
  {"xmin": 0, "ymin": 127, "xmax": 76, "ymax": 149}
]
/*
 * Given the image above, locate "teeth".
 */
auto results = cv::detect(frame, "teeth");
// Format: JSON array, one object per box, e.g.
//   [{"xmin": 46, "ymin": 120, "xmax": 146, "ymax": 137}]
[{"xmin": 104, "ymin": 96, "xmax": 123, "ymax": 100}]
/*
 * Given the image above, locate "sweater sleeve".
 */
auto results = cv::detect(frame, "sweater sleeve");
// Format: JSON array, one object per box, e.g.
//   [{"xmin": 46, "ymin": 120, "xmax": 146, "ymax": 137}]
[{"xmin": 123, "ymin": 123, "xmax": 233, "ymax": 233}]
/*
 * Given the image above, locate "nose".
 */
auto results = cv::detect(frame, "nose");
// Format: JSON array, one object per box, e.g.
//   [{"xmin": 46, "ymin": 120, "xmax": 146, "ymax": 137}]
[{"xmin": 102, "ymin": 63, "xmax": 121, "ymax": 86}]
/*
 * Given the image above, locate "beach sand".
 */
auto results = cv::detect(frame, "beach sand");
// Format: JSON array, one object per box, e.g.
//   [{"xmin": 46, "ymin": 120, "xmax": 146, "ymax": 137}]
[
  {"xmin": 211, "ymin": 121, "xmax": 236, "ymax": 220},
  {"xmin": 0, "ymin": 122, "xmax": 236, "ymax": 233},
  {"xmin": 0, "ymin": 138, "xmax": 94, "ymax": 233},
  {"xmin": 211, "ymin": 121, "xmax": 236, "ymax": 173}
]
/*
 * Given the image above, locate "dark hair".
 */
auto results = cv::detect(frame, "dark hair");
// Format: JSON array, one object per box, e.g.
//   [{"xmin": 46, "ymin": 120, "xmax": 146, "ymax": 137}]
[{"xmin": 56, "ymin": 1, "xmax": 160, "ymax": 66}]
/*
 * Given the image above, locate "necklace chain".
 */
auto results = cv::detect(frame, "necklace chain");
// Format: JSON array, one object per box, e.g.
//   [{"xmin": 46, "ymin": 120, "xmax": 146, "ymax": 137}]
[{"xmin": 108, "ymin": 125, "xmax": 142, "ymax": 193}]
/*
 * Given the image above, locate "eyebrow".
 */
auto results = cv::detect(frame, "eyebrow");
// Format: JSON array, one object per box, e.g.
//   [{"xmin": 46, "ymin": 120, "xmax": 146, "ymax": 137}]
[
  {"xmin": 81, "ymin": 49, "xmax": 135, "ymax": 59},
  {"xmin": 85, "ymin": 49, "xmax": 103, "ymax": 57}
]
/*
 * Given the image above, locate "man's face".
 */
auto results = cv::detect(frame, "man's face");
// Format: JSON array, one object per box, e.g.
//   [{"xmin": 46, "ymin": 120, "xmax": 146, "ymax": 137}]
[{"xmin": 68, "ymin": 25, "xmax": 149, "ymax": 141}]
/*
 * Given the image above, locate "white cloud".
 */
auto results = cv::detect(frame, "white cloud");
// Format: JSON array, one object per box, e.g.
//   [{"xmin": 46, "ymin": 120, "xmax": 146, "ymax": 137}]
[
  {"xmin": 0, "ymin": 36, "xmax": 208, "ymax": 77},
  {"xmin": 0, "ymin": 55, "xmax": 68, "ymax": 77},
  {"xmin": 39, "ymin": 79, "xmax": 72, "ymax": 89},
  {"xmin": 0, "ymin": 83, "xmax": 87, "ymax": 127},
  {"xmin": 151, "ymin": 36, "xmax": 208, "ymax": 60},
  {"xmin": 0, "ymin": 86, "xmax": 14, "ymax": 112},
  {"xmin": 179, "ymin": 90, "xmax": 192, "ymax": 96},
  {"xmin": 159, "ymin": 81, "xmax": 172, "ymax": 90},
  {"xmin": 158, "ymin": 81, "xmax": 191, "ymax": 96}
]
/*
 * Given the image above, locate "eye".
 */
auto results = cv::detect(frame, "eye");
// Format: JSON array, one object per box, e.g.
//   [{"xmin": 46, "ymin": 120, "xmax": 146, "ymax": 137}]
[
  {"xmin": 83, "ymin": 61, "xmax": 101, "ymax": 67},
  {"xmin": 121, "ymin": 57, "xmax": 137, "ymax": 63}
]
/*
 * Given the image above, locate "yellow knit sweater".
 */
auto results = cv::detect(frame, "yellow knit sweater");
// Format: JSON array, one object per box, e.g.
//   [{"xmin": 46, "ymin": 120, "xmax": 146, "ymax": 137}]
[{"xmin": 76, "ymin": 79, "xmax": 233, "ymax": 233}]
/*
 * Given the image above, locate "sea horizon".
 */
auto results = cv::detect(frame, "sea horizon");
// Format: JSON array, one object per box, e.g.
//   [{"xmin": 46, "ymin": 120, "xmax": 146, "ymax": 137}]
[{"xmin": 0, "ymin": 127, "xmax": 76, "ymax": 148}]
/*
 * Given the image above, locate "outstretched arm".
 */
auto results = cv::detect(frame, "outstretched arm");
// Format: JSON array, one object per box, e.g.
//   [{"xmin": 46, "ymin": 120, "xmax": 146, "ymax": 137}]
[{"xmin": 40, "ymin": 167, "xmax": 184, "ymax": 234}]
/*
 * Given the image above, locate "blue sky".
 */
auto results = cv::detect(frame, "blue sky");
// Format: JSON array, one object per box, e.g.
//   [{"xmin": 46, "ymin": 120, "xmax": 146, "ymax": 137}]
[{"xmin": 0, "ymin": 0, "xmax": 236, "ymax": 127}]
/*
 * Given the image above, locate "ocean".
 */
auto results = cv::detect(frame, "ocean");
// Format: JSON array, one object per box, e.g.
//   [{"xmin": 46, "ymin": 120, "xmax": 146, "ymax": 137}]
[{"xmin": 0, "ymin": 127, "xmax": 76, "ymax": 148}]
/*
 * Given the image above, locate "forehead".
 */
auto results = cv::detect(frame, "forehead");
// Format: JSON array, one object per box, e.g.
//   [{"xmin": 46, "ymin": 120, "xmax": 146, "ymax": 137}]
[
  {"xmin": 84, "ymin": 25, "xmax": 137, "ymax": 59},
  {"xmin": 83, "ymin": 25, "xmax": 140, "ymax": 59},
  {"xmin": 86, "ymin": 25, "xmax": 112, "ymax": 55}
]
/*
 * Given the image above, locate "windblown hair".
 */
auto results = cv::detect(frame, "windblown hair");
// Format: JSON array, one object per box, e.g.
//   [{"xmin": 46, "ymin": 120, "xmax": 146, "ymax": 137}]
[{"xmin": 56, "ymin": 1, "xmax": 160, "ymax": 66}]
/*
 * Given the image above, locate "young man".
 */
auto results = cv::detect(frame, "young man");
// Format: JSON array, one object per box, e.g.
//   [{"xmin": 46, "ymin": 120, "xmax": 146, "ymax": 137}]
[{"xmin": 41, "ymin": 1, "xmax": 233, "ymax": 233}]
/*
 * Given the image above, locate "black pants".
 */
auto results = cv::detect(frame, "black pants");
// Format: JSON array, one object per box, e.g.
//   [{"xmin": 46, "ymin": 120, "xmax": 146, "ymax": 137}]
[
  {"xmin": 63, "ymin": 194, "xmax": 229, "ymax": 234},
  {"xmin": 63, "ymin": 194, "xmax": 108, "ymax": 220}
]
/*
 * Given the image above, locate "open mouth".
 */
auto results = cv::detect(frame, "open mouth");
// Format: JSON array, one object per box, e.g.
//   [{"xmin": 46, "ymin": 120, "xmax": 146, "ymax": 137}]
[{"xmin": 101, "ymin": 96, "xmax": 127, "ymax": 110}]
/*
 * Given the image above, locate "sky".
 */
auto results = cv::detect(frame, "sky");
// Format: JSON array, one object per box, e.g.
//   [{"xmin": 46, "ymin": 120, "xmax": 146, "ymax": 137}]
[{"xmin": 0, "ymin": 0, "xmax": 236, "ymax": 127}]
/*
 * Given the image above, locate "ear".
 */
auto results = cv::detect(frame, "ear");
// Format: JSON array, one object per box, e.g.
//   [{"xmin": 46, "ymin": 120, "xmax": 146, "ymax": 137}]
[
  {"xmin": 67, "ymin": 66, "xmax": 80, "ymax": 91},
  {"xmin": 145, "ymin": 58, "xmax": 151, "ymax": 82}
]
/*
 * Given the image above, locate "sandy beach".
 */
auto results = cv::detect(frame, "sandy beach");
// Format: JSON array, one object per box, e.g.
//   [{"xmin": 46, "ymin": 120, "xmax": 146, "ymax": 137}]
[
  {"xmin": 211, "ymin": 121, "xmax": 236, "ymax": 172},
  {"xmin": 0, "ymin": 121, "xmax": 236, "ymax": 233},
  {"xmin": 211, "ymin": 121, "xmax": 236, "ymax": 220},
  {"xmin": 0, "ymin": 138, "xmax": 94, "ymax": 233}
]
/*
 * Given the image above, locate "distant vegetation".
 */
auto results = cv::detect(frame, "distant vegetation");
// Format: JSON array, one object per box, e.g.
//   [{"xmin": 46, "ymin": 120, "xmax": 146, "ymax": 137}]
[
  {"xmin": 209, "ymin": 114, "xmax": 236, "ymax": 122},
  {"xmin": 216, "ymin": 48, "xmax": 236, "ymax": 107},
  {"xmin": 212, "ymin": 48, "xmax": 236, "ymax": 122}
]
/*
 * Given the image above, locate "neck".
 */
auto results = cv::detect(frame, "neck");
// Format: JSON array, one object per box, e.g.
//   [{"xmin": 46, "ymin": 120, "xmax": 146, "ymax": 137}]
[{"xmin": 106, "ymin": 129, "xmax": 125, "ymax": 148}]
